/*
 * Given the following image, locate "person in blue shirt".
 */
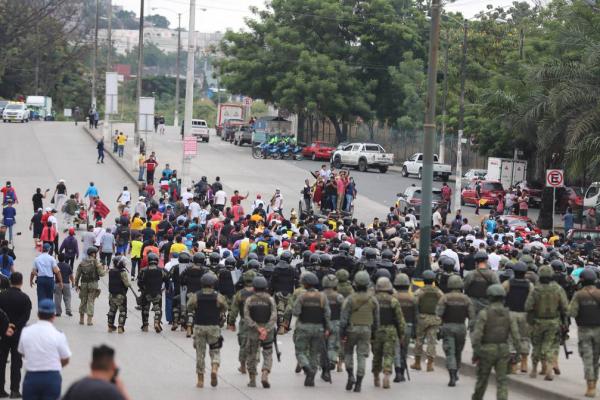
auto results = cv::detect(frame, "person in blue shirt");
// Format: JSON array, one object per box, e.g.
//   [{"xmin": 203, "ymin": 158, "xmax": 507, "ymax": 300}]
[
  {"xmin": 0, "ymin": 247, "xmax": 13, "ymax": 277},
  {"xmin": 484, "ymin": 215, "xmax": 497, "ymax": 234},
  {"xmin": 84, "ymin": 182, "xmax": 99, "ymax": 200},
  {"xmin": 162, "ymin": 164, "xmax": 173, "ymax": 180},
  {"xmin": 2, "ymin": 200, "xmax": 16, "ymax": 243},
  {"xmin": 562, "ymin": 207, "xmax": 574, "ymax": 232}
]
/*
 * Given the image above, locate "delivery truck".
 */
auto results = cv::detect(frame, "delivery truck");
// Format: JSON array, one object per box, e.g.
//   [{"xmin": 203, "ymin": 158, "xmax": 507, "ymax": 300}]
[{"xmin": 486, "ymin": 157, "xmax": 527, "ymax": 190}]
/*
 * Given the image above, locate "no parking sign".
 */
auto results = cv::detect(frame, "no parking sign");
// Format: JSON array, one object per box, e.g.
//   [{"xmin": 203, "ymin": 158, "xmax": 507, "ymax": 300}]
[{"xmin": 546, "ymin": 169, "xmax": 564, "ymax": 188}]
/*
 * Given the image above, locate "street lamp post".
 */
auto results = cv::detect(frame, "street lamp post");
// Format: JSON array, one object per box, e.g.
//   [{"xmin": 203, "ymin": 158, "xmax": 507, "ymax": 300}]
[
  {"xmin": 106, "ymin": 0, "xmax": 112, "ymax": 71},
  {"xmin": 415, "ymin": 0, "xmax": 442, "ymax": 277},
  {"xmin": 182, "ymin": 0, "xmax": 197, "ymax": 186},
  {"xmin": 454, "ymin": 21, "xmax": 468, "ymax": 215},
  {"xmin": 91, "ymin": 0, "xmax": 99, "ymax": 109},
  {"xmin": 135, "ymin": 0, "xmax": 145, "ymax": 148}
]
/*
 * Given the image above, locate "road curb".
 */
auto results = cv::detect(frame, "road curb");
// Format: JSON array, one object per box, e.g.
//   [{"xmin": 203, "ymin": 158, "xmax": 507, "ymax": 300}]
[{"xmin": 81, "ymin": 126, "xmax": 139, "ymax": 186}]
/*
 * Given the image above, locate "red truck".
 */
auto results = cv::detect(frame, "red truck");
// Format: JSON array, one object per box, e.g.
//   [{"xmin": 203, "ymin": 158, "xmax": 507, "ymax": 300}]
[{"xmin": 216, "ymin": 103, "xmax": 244, "ymax": 137}]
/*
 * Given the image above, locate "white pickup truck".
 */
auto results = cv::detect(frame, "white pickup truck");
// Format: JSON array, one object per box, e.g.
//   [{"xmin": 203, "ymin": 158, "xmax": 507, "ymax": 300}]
[
  {"xmin": 330, "ymin": 143, "xmax": 394, "ymax": 173},
  {"xmin": 402, "ymin": 153, "xmax": 452, "ymax": 181},
  {"xmin": 190, "ymin": 119, "xmax": 210, "ymax": 142}
]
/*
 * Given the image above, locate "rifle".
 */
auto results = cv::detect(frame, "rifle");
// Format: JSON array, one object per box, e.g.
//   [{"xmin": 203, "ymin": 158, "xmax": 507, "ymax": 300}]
[
  {"xmin": 273, "ymin": 326, "xmax": 282, "ymax": 362},
  {"xmin": 319, "ymin": 334, "xmax": 332, "ymax": 383},
  {"xmin": 560, "ymin": 316, "xmax": 573, "ymax": 359},
  {"xmin": 401, "ymin": 348, "xmax": 410, "ymax": 381}
]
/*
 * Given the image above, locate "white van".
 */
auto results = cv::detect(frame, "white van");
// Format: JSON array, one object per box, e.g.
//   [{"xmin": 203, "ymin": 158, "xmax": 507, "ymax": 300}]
[
  {"xmin": 191, "ymin": 119, "xmax": 209, "ymax": 142},
  {"xmin": 584, "ymin": 182, "xmax": 600, "ymax": 208}
]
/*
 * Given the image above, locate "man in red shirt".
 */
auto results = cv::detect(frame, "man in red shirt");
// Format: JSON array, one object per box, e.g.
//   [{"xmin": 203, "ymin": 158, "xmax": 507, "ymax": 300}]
[
  {"xmin": 0, "ymin": 182, "xmax": 17, "ymax": 206},
  {"xmin": 441, "ymin": 182, "xmax": 452, "ymax": 211},
  {"xmin": 144, "ymin": 155, "xmax": 159, "ymax": 184},
  {"xmin": 230, "ymin": 190, "xmax": 248, "ymax": 206}
]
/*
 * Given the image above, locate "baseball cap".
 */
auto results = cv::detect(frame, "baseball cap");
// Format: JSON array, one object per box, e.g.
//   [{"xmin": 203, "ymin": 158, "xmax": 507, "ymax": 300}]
[
  {"xmin": 43, "ymin": 243, "xmax": 52, "ymax": 251},
  {"xmin": 38, "ymin": 299, "xmax": 56, "ymax": 315}
]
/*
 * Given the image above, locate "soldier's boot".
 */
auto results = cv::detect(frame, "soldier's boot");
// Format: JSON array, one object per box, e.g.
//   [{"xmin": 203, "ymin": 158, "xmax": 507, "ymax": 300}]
[
  {"xmin": 79, "ymin": 313, "xmax": 84, "ymax": 325},
  {"xmin": 108, "ymin": 324, "xmax": 116, "ymax": 333},
  {"xmin": 141, "ymin": 324, "xmax": 149, "ymax": 332},
  {"xmin": 87, "ymin": 315, "xmax": 93, "ymax": 326},
  {"xmin": 530, "ymin": 361, "xmax": 538, "ymax": 379},
  {"xmin": 448, "ymin": 369, "xmax": 457, "ymax": 387},
  {"xmin": 544, "ymin": 362, "xmax": 554, "ymax": 381},
  {"xmin": 426, "ymin": 357, "xmax": 434, "ymax": 372},
  {"xmin": 321, "ymin": 367, "xmax": 331, "ymax": 383},
  {"xmin": 540, "ymin": 361, "xmax": 547, "ymax": 375},
  {"xmin": 520, "ymin": 355, "xmax": 528, "ymax": 373},
  {"xmin": 211, "ymin": 364, "xmax": 219, "ymax": 387},
  {"xmin": 117, "ymin": 326, "xmax": 124, "ymax": 334},
  {"xmin": 238, "ymin": 362, "xmax": 247, "ymax": 374},
  {"xmin": 382, "ymin": 373, "xmax": 391, "ymax": 389},
  {"xmin": 302, "ymin": 366, "xmax": 315, "ymax": 387},
  {"xmin": 394, "ymin": 367, "xmax": 405, "ymax": 382},
  {"xmin": 410, "ymin": 356, "xmax": 421, "ymax": 371},
  {"xmin": 196, "ymin": 373, "xmax": 204, "ymax": 388},
  {"xmin": 294, "ymin": 363, "xmax": 302, "ymax": 373},
  {"xmin": 353, "ymin": 375, "xmax": 363, "ymax": 392},
  {"xmin": 585, "ymin": 380, "xmax": 596, "ymax": 398},
  {"xmin": 277, "ymin": 326, "xmax": 286, "ymax": 335},
  {"xmin": 186, "ymin": 326, "xmax": 193, "ymax": 338},
  {"xmin": 154, "ymin": 321, "xmax": 162, "ymax": 333},
  {"xmin": 337, "ymin": 357, "xmax": 343, "ymax": 372},
  {"xmin": 247, "ymin": 373, "xmax": 256, "ymax": 388},
  {"xmin": 345, "ymin": 368, "xmax": 355, "ymax": 391},
  {"xmin": 552, "ymin": 355, "xmax": 561, "ymax": 375},
  {"xmin": 510, "ymin": 362, "xmax": 518, "ymax": 374},
  {"xmin": 373, "ymin": 373, "xmax": 380, "ymax": 387},
  {"xmin": 171, "ymin": 321, "xmax": 178, "ymax": 331},
  {"xmin": 261, "ymin": 369, "xmax": 271, "ymax": 389}
]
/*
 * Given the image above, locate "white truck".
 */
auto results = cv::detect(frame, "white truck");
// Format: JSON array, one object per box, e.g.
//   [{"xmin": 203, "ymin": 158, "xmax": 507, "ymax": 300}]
[
  {"xmin": 330, "ymin": 143, "xmax": 394, "ymax": 173},
  {"xmin": 2, "ymin": 102, "xmax": 29, "ymax": 123},
  {"xmin": 401, "ymin": 153, "xmax": 452, "ymax": 181},
  {"xmin": 486, "ymin": 157, "xmax": 527, "ymax": 190},
  {"xmin": 26, "ymin": 96, "xmax": 52, "ymax": 120},
  {"xmin": 216, "ymin": 103, "xmax": 244, "ymax": 137},
  {"xmin": 191, "ymin": 119, "xmax": 210, "ymax": 142}
]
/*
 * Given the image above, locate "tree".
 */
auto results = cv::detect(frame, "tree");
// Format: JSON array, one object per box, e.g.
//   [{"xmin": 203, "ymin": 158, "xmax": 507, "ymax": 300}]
[{"xmin": 146, "ymin": 14, "xmax": 170, "ymax": 29}]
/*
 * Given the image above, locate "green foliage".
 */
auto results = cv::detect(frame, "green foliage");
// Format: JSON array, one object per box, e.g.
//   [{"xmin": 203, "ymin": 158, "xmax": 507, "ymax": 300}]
[{"xmin": 145, "ymin": 14, "xmax": 170, "ymax": 29}]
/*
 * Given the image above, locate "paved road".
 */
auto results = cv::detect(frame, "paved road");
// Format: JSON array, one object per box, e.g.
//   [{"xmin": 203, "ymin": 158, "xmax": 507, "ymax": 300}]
[{"xmin": 0, "ymin": 121, "xmax": 544, "ymax": 399}]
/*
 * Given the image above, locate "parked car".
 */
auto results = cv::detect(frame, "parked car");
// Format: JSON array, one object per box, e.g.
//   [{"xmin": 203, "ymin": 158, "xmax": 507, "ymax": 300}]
[
  {"xmin": 302, "ymin": 141, "xmax": 336, "ymax": 161},
  {"xmin": 395, "ymin": 186, "xmax": 446, "ymax": 219},
  {"xmin": 222, "ymin": 118, "xmax": 244, "ymax": 142},
  {"xmin": 566, "ymin": 229, "xmax": 600, "ymax": 244},
  {"xmin": 461, "ymin": 180, "xmax": 505, "ymax": 207},
  {"xmin": 584, "ymin": 182, "xmax": 600, "ymax": 208},
  {"xmin": 190, "ymin": 119, "xmax": 210, "ymax": 142},
  {"xmin": 555, "ymin": 186, "xmax": 583, "ymax": 213},
  {"xmin": 0, "ymin": 100, "xmax": 8, "ymax": 115},
  {"xmin": 330, "ymin": 143, "xmax": 394, "ymax": 173},
  {"xmin": 2, "ymin": 102, "xmax": 29, "ymax": 123},
  {"xmin": 233, "ymin": 125, "xmax": 252, "ymax": 146},
  {"xmin": 402, "ymin": 153, "xmax": 452, "ymax": 181},
  {"xmin": 462, "ymin": 169, "xmax": 487, "ymax": 183},
  {"xmin": 515, "ymin": 181, "xmax": 543, "ymax": 207}
]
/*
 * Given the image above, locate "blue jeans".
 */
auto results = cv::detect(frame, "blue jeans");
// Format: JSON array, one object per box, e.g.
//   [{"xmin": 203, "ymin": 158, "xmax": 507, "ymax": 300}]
[
  {"xmin": 118, "ymin": 145, "xmax": 124, "ymax": 157},
  {"xmin": 23, "ymin": 371, "xmax": 61, "ymax": 400},
  {"xmin": 330, "ymin": 195, "xmax": 337, "ymax": 211},
  {"xmin": 6, "ymin": 225, "xmax": 13, "ymax": 242},
  {"xmin": 165, "ymin": 290, "xmax": 173, "ymax": 323},
  {"xmin": 36, "ymin": 277, "xmax": 54, "ymax": 304},
  {"xmin": 345, "ymin": 194, "xmax": 353, "ymax": 212},
  {"xmin": 138, "ymin": 166, "xmax": 146, "ymax": 181}
]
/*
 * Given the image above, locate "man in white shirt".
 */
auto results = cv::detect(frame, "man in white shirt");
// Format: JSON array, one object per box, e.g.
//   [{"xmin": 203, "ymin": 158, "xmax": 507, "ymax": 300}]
[
  {"xmin": 251, "ymin": 195, "xmax": 265, "ymax": 212},
  {"xmin": 116, "ymin": 186, "xmax": 131, "ymax": 205},
  {"xmin": 432, "ymin": 207, "xmax": 443, "ymax": 228},
  {"xmin": 93, "ymin": 222, "xmax": 106, "ymax": 247},
  {"xmin": 19, "ymin": 299, "xmax": 71, "ymax": 400},
  {"xmin": 440, "ymin": 243, "xmax": 461, "ymax": 272},
  {"xmin": 271, "ymin": 189, "xmax": 283, "ymax": 215},
  {"xmin": 487, "ymin": 247, "xmax": 501, "ymax": 271},
  {"xmin": 188, "ymin": 200, "xmax": 201, "ymax": 220},
  {"xmin": 181, "ymin": 188, "xmax": 194, "ymax": 207},
  {"xmin": 134, "ymin": 197, "xmax": 147, "ymax": 217},
  {"xmin": 319, "ymin": 165, "xmax": 331, "ymax": 180},
  {"xmin": 213, "ymin": 189, "xmax": 227, "ymax": 212}
]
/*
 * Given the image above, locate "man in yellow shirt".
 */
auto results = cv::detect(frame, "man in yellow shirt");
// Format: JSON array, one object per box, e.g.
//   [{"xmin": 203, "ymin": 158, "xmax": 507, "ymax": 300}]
[
  {"xmin": 170, "ymin": 236, "xmax": 188, "ymax": 255},
  {"xmin": 130, "ymin": 233, "xmax": 143, "ymax": 278},
  {"xmin": 137, "ymin": 152, "xmax": 146, "ymax": 181},
  {"xmin": 117, "ymin": 132, "xmax": 127, "ymax": 158}
]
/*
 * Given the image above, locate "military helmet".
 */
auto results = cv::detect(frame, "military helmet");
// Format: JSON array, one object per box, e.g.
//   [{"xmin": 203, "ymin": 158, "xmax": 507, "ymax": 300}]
[
  {"xmin": 264, "ymin": 254, "xmax": 277, "ymax": 265},
  {"xmin": 225, "ymin": 256, "xmax": 237, "ymax": 267},
  {"xmin": 252, "ymin": 276, "xmax": 268, "ymax": 290},
  {"xmin": 404, "ymin": 255, "xmax": 416, "ymax": 267},
  {"xmin": 512, "ymin": 261, "xmax": 527, "ymax": 273},
  {"xmin": 375, "ymin": 277, "xmax": 393, "ymax": 292},
  {"xmin": 474, "ymin": 251, "xmax": 489, "ymax": 262},
  {"xmin": 504, "ymin": 261, "xmax": 515, "ymax": 271},
  {"xmin": 335, "ymin": 268, "xmax": 350, "ymax": 282},
  {"xmin": 178, "ymin": 252, "xmax": 191, "ymax": 264},
  {"xmin": 147, "ymin": 252, "xmax": 159, "ymax": 264},
  {"xmin": 373, "ymin": 268, "xmax": 392, "ymax": 281},
  {"xmin": 447, "ymin": 275, "xmax": 464, "ymax": 290},
  {"xmin": 381, "ymin": 249, "xmax": 394, "ymax": 261},
  {"xmin": 520, "ymin": 255, "xmax": 534, "ymax": 265},
  {"xmin": 247, "ymin": 259, "xmax": 261, "ymax": 270},
  {"xmin": 301, "ymin": 272, "xmax": 319, "ymax": 287},
  {"xmin": 439, "ymin": 255, "xmax": 455, "ymax": 270},
  {"xmin": 200, "ymin": 272, "xmax": 218, "ymax": 287},
  {"xmin": 242, "ymin": 270, "xmax": 257, "ymax": 284},
  {"xmin": 209, "ymin": 252, "xmax": 221, "ymax": 264},
  {"xmin": 580, "ymin": 268, "xmax": 597, "ymax": 284},
  {"xmin": 319, "ymin": 253, "xmax": 332, "ymax": 268},
  {"xmin": 422, "ymin": 270, "xmax": 436, "ymax": 281},
  {"xmin": 550, "ymin": 259, "xmax": 565, "ymax": 272},
  {"xmin": 339, "ymin": 242, "xmax": 350, "ymax": 253},
  {"xmin": 322, "ymin": 274, "xmax": 338, "ymax": 289},
  {"xmin": 112, "ymin": 255, "xmax": 123, "ymax": 267},
  {"xmin": 393, "ymin": 273, "xmax": 411, "ymax": 287},
  {"xmin": 302, "ymin": 250, "xmax": 313, "ymax": 262},
  {"xmin": 309, "ymin": 253, "xmax": 321, "ymax": 266},
  {"xmin": 113, "ymin": 256, "xmax": 126, "ymax": 269},
  {"xmin": 354, "ymin": 270, "xmax": 371, "ymax": 287},
  {"xmin": 364, "ymin": 247, "xmax": 378, "ymax": 260},
  {"xmin": 279, "ymin": 251, "xmax": 293, "ymax": 263},
  {"xmin": 192, "ymin": 252, "xmax": 205, "ymax": 265},
  {"xmin": 87, "ymin": 246, "xmax": 98, "ymax": 255},
  {"xmin": 248, "ymin": 253, "xmax": 259, "ymax": 261},
  {"xmin": 486, "ymin": 284, "xmax": 506, "ymax": 298},
  {"xmin": 538, "ymin": 265, "xmax": 553, "ymax": 279}
]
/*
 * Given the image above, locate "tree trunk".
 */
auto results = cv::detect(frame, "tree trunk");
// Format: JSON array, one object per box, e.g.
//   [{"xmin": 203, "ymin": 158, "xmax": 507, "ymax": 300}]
[
  {"xmin": 328, "ymin": 116, "xmax": 345, "ymax": 144},
  {"xmin": 537, "ymin": 187, "xmax": 554, "ymax": 230}
]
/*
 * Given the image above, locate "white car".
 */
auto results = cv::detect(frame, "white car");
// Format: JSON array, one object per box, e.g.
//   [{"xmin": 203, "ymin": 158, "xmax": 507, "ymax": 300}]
[
  {"xmin": 2, "ymin": 103, "xmax": 29, "ymax": 123},
  {"xmin": 330, "ymin": 143, "xmax": 394, "ymax": 173},
  {"xmin": 463, "ymin": 169, "xmax": 487, "ymax": 181},
  {"xmin": 401, "ymin": 153, "xmax": 452, "ymax": 181}
]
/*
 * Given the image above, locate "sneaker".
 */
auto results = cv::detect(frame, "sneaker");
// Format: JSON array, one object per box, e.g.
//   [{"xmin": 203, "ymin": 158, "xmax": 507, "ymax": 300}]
[
  {"xmin": 66, "ymin": 311, "xmax": 73, "ymax": 317},
  {"xmin": 55, "ymin": 314, "xmax": 61, "ymax": 317}
]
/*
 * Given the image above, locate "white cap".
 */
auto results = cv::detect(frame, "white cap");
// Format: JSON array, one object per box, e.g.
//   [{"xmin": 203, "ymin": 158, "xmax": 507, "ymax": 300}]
[
  {"xmin": 45, "ymin": 207, "xmax": 52, "ymax": 212},
  {"xmin": 59, "ymin": 179, "xmax": 65, "ymax": 183}
]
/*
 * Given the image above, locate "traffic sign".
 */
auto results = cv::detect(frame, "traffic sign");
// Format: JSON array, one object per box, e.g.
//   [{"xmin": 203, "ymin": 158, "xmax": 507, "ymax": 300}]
[
  {"xmin": 243, "ymin": 97, "xmax": 253, "ymax": 107},
  {"xmin": 546, "ymin": 169, "xmax": 564, "ymax": 188},
  {"xmin": 183, "ymin": 137, "xmax": 197, "ymax": 156}
]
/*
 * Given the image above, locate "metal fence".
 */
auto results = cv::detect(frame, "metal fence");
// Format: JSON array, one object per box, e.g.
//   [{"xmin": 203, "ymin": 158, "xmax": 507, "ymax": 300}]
[{"xmin": 297, "ymin": 117, "xmax": 487, "ymax": 172}]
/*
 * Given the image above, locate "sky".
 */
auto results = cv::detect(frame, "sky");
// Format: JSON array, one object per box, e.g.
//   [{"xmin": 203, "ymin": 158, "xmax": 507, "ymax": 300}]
[{"xmin": 112, "ymin": 0, "xmax": 535, "ymax": 33}]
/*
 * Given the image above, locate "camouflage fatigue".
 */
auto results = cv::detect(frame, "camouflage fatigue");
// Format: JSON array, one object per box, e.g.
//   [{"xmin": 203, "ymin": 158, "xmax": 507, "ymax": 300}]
[
  {"xmin": 569, "ymin": 286, "xmax": 600, "ymax": 381},
  {"xmin": 78, "ymin": 283, "xmax": 100, "ymax": 316},
  {"xmin": 75, "ymin": 258, "xmax": 105, "ymax": 317},
  {"xmin": 372, "ymin": 293, "xmax": 405, "ymax": 374},
  {"xmin": 436, "ymin": 293, "xmax": 475, "ymax": 371},
  {"xmin": 172, "ymin": 287, "xmax": 187, "ymax": 326},
  {"xmin": 413, "ymin": 286, "xmax": 443, "ymax": 359},
  {"xmin": 394, "ymin": 323, "xmax": 413, "ymax": 369},
  {"xmin": 108, "ymin": 294, "xmax": 127, "ymax": 327},
  {"xmin": 327, "ymin": 320, "xmax": 341, "ymax": 364},
  {"xmin": 193, "ymin": 325, "xmax": 222, "ymax": 372},
  {"xmin": 337, "ymin": 281, "xmax": 354, "ymax": 298},
  {"xmin": 142, "ymin": 294, "xmax": 163, "ymax": 324},
  {"xmin": 244, "ymin": 292, "xmax": 277, "ymax": 374},
  {"xmin": 275, "ymin": 292, "xmax": 292, "ymax": 328},
  {"xmin": 344, "ymin": 326, "xmax": 372, "ymax": 377},
  {"xmin": 228, "ymin": 287, "xmax": 254, "ymax": 366},
  {"xmin": 471, "ymin": 302, "xmax": 521, "ymax": 400},
  {"xmin": 292, "ymin": 289, "xmax": 331, "ymax": 371},
  {"xmin": 508, "ymin": 311, "xmax": 530, "ymax": 355},
  {"xmin": 282, "ymin": 287, "xmax": 305, "ymax": 329}
]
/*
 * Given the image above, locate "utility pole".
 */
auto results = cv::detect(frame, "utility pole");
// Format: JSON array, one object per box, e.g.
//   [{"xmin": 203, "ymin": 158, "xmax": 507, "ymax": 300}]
[
  {"xmin": 106, "ymin": 0, "xmax": 112, "ymax": 71},
  {"xmin": 439, "ymin": 29, "xmax": 449, "ymax": 164},
  {"xmin": 135, "ymin": 0, "xmax": 145, "ymax": 147},
  {"xmin": 91, "ymin": 0, "xmax": 99, "ymax": 109},
  {"xmin": 174, "ymin": 13, "xmax": 181, "ymax": 127},
  {"xmin": 182, "ymin": 0, "xmax": 197, "ymax": 186},
  {"xmin": 454, "ymin": 21, "xmax": 468, "ymax": 215},
  {"xmin": 415, "ymin": 0, "xmax": 442, "ymax": 277}
]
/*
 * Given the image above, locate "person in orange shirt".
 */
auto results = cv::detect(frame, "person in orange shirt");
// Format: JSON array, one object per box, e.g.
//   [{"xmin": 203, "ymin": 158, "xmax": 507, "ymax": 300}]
[{"xmin": 140, "ymin": 243, "xmax": 159, "ymax": 270}]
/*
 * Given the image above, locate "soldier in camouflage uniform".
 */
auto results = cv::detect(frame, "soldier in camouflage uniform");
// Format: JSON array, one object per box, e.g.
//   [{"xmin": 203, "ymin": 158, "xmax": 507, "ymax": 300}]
[
  {"xmin": 372, "ymin": 277, "xmax": 405, "ymax": 389},
  {"xmin": 187, "ymin": 272, "xmax": 228, "ymax": 388},
  {"xmin": 436, "ymin": 274, "xmax": 474, "ymax": 387},
  {"xmin": 75, "ymin": 246, "xmax": 106, "ymax": 326},
  {"xmin": 411, "ymin": 270, "xmax": 443, "ymax": 372},
  {"xmin": 138, "ymin": 252, "xmax": 169, "ymax": 333},
  {"xmin": 271, "ymin": 251, "xmax": 296, "ymax": 334},
  {"xmin": 463, "ymin": 251, "xmax": 499, "ymax": 322},
  {"xmin": 525, "ymin": 265, "xmax": 568, "ymax": 381},
  {"xmin": 227, "ymin": 270, "xmax": 256, "ymax": 375},
  {"xmin": 182, "ymin": 253, "xmax": 208, "ymax": 337},
  {"xmin": 107, "ymin": 256, "xmax": 131, "ymax": 334},
  {"xmin": 292, "ymin": 272, "xmax": 332, "ymax": 387},
  {"xmin": 170, "ymin": 252, "xmax": 193, "ymax": 331},
  {"xmin": 393, "ymin": 273, "xmax": 415, "ymax": 382},
  {"xmin": 568, "ymin": 268, "xmax": 600, "ymax": 398},
  {"xmin": 244, "ymin": 276, "xmax": 277, "ymax": 389},
  {"xmin": 340, "ymin": 270, "xmax": 379, "ymax": 393},
  {"xmin": 321, "ymin": 274, "xmax": 344, "ymax": 382},
  {"xmin": 471, "ymin": 284, "xmax": 521, "ymax": 400},
  {"xmin": 502, "ymin": 261, "xmax": 533, "ymax": 374},
  {"xmin": 336, "ymin": 269, "xmax": 354, "ymax": 298}
]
